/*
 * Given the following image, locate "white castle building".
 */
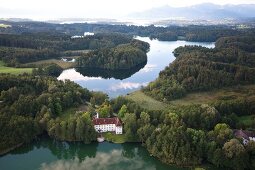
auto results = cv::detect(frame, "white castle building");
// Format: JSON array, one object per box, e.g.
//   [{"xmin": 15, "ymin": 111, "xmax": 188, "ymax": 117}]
[{"xmin": 93, "ymin": 113, "xmax": 123, "ymax": 134}]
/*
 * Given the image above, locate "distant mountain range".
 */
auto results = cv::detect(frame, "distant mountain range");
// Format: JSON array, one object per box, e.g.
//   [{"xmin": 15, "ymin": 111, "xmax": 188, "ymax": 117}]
[{"xmin": 129, "ymin": 3, "xmax": 255, "ymax": 20}]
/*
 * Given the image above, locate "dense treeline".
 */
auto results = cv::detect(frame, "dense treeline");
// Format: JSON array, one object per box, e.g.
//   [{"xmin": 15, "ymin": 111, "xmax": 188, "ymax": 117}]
[
  {"xmin": 0, "ymin": 32, "xmax": 131, "ymax": 50},
  {"xmin": 143, "ymin": 35, "xmax": 255, "ymax": 101},
  {"xmin": 0, "ymin": 32, "xmax": 132, "ymax": 66},
  {"xmin": 150, "ymin": 27, "xmax": 242, "ymax": 42},
  {"xmin": 215, "ymin": 36, "xmax": 255, "ymax": 53},
  {"xmin": 76, "ymin": 39, "xmax": 150, "ymax": 70},
  {"xmin": 150, "ymin": 31, "xmax": 178, "ymax": 41},
  {"xmin": 0, "ymin": 47, "xmax": 61, "ymax": 66},
  {"xmin": 0, "ymin": 74, "xmax": 96, "ymax": 153},
  {"xmin": 1, "ymin": 20, "xmax": 251, "ymax": 42},
  {"xmin": 47, "ymin": 112, "xmax": 96, "ymax": 143},
  {"xmin": 111, "ymin": 95, "xmax": 255, "ymax": 169},
  {"xmin": 32, "ymin": 64, "xmax": 63, "ymax": 77}
]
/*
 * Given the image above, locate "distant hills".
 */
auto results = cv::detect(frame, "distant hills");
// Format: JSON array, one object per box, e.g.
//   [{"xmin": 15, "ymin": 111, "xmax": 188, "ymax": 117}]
[{"xmin": 129, "ymin": 3, "xmax": 255, "ymax": 20}]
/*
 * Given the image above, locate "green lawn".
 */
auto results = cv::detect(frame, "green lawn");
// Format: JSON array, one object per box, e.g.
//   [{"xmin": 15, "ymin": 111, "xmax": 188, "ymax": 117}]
[
  {"xmin": 103, "ymin": 132, "xmax": 127, "ymax": 143},
  {"xmin": 126, "ymin": 91, "xmax": 169, "ymax": 110},
  {"xmin": 126, "ymin": 85, "xmax": 255, "ymax": 110},
  {"xmin": 238, "ymin": 115, "xmax": 255, "ymax": 127},
  {"xmin": 0, "ymin": 24, "xmax": 11, "ymax": 28},
  {"xmin": 0, "ymin": 61, "xmax": 33, "ymax": 75},
  {"xmin": 59, "ymin": 105, "xmax": 89, "ymax": 121},
  {"xmin": 170, "ymin": 85, "xmax": 255, "ymax": 106},
  {"xmin": 23, "ymin": 59, "xmax": 76, "ymax": 69}
]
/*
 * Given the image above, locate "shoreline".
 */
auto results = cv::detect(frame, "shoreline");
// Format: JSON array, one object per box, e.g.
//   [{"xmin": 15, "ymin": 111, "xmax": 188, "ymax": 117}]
[
  {"xmin": 0, "ymin": 136, "xmax": 215, "ymax": 170},
  {"xmin": 0, "ymin": 143, "xmax": 23, "ymax": 156}
]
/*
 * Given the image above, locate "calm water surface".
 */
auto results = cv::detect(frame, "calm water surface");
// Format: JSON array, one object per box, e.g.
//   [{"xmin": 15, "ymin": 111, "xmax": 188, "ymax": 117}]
[
  {"xmin": 58, "ymin": 37, "xmax": 215, "ymax": 97},
  {"xmin": 0, "ymin": 137, "xmax": 186, "ymax": 170}
]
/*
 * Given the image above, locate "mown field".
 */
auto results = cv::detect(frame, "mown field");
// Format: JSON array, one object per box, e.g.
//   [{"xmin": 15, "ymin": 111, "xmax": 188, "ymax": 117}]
[
  {"xmin": 23, "ymin": 59, "xmax": 76, "ymax": 69},
  {"xmin": 103, "ymin": 132, "xmax": 127, "ymax": 143},
  {"xmin": 0, "ymin": 61, "xmax": 33, "ymax": 75},
  {"xmin": 0, "ymin": 24, "xmax": 11, "ymax": 28},
  {"xmin": 126, "ymin": 85, "xmax": 255, "ymax": 110},
  {"xmin": 126, "ymin": 91, "xmax": 169, "ymax": 110},
  {"xmin": 238, "ymin": 115, "xmax": 255, "ymax": 127},
  {"xmin": 58, "ymin": 104, "xmax": 89, "ymax": 121}
]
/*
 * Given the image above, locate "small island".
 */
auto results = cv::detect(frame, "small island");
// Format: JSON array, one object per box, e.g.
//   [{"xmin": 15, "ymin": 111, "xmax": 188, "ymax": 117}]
[{"xmin": 76, "ymin": 39, "xmax": 150, "ymax": 70}]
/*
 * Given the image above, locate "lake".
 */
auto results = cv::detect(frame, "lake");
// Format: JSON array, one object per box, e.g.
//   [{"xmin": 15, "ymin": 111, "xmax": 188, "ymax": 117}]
[
  {"xmin": 58, "ymin": 37, "xmax": 215, "ymax": 98},
  {"xmin": 0, "ymin": 136, "xmax": 186, "ymax": 170}
]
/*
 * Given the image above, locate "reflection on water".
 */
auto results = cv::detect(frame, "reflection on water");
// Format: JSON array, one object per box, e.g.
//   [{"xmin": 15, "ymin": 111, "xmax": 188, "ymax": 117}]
[
  {"xmin": 58, "ymin": 37, "xmax": 215, "ymax": 97},
  {"xmin": 75, "ymin": 61, "xmax": 147, "ymax": 80},
  {"xmin": 0, "ymin": 136, "xmax": 185, "ymax": 170},
  {"xmin": 41, "ymin": 150, "xmax": 154, "ymax": 170},
  {"xmin": 109, "ymin": 81, "xmax": 148, "ymax": 92}
]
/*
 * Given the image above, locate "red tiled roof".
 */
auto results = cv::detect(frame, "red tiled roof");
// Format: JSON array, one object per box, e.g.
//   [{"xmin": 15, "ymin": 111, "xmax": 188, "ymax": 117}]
[
  {"xmin": 234, "ymin": 130, "xmax": 255, "ymax": 139},
  {"xmin": 93, "ymin": 117, "xmax": 122, "ymax": 126},
  {"xmin": 115, "ymin": 117, "xmax": 122, "ymax": 126}
]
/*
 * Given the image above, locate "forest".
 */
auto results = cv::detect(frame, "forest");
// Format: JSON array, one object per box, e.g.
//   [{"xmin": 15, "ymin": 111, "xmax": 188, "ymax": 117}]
[
  {"xmin": 76, "ymin": 39, "xmax": 149, "ymax": 70},
  {"xmin": 1, "ymin": 20, "xmax": 253, "ymax": 42},
  {"xmin": 97, "ymin": 95, "xmax": 255, "ymax": 170},
  {"xmin": 0, "ymin": 74, "xmax": 96, "ymax": 153},
  {"xmin": 143, "ymin": 35, "xmax": 255, "ymax": 101},
  {"xmin": 0, "ymin": 32, "xmax": 133, "ymax": 67},
  {"xmin": 0, "ymin": 73, "xmax": 254, "ymax": 169}
]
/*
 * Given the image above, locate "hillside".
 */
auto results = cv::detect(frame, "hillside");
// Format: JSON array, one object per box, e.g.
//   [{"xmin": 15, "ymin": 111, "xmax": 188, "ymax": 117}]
[{"xmin": 129, "ymin": 3, "xmax": 255, "ymax": 20}]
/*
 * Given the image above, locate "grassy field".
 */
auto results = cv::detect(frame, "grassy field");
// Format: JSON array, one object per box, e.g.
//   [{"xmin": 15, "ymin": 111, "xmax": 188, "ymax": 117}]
[
  {"xmin": 170, "ymin": 85, "xmax": 255, "ymax": 105},
  {"xmin": 238, "ymin": 115, "xmax": 255, "ymax": 127},
  {"xmin": 126, "ymin": 85, "xmax": 255, "ymax": 110},
  {"xmin": 0, "ymin": 24, "xmax": 11, "ymax": 28},
  {"xmin": 59, "ymin": 105, "xmax": 89, "ymax": 121},
  {"xmin": 0, "ymin": 61, "xmax": 33, "ymax": 75},
  {"xmin": 24, "ymin": 50, "xmax": 90, "ymax": 70},
  {"xmin": 126, "ymin": 91, "xmax": 169, "ymax": 110},
  {"xmin": 64, "ymin": 50, "xmax": 90, "ymax": 54},
  {"xmin": 24, "ymin": 59, "xmax": 76, "ymax": 69},
  {"xmin": 103, "ymin": 132, "xmax": 127, "ymax": 143}
]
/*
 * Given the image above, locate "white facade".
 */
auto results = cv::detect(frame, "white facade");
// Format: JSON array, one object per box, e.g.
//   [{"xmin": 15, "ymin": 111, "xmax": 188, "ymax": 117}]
[
  {"xmin": 94, "ymin": 124, "xmax": 115, "ymax": 133},
  {"xmin": 94, "ymin": 123, "xmax": 123, "ymax": 134},
  {"xmin": 249, "ymin": 137, "xmax": 255, "ymax": 142},
  {"xmin": 93, "ymin": 114, "xmax": 123, "ymax": 134},
  {"xmin": 115, "ymin": 126, "xmax": 122, "ymax": 134},
  {"xmin": 243, "ymin": 137, "xmax": 255, "ymax": 145},
  {"xmin": 84, "ymin": 32, "xmax": 94, "ymax": 36},
  {"xmin": 243, "ymin": 138, "xmax": 249, "ymax": 145}
]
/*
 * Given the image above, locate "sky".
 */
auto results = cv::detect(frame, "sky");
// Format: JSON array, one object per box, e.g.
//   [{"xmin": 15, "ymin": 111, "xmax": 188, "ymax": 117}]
[{"xmin": 0, "ymin": 0, "xmax": 255, "ymax": 20}]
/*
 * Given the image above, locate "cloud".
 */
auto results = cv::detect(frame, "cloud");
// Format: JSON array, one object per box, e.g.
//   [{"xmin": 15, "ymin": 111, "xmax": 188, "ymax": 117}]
[
  {"xmin": 40, "ymin": 150, "xmax": 156, "ymax": 170},
  {"xmin": 57, "ymin": 69, "xmax": 102, "ymax": 82},
  {"xmin": 109, "ymin": 82, "xmax": 148, "ymax": 91},
  {"xmin": 140, "ymin": 64, "xmax": 157, "ymax": 73}
]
